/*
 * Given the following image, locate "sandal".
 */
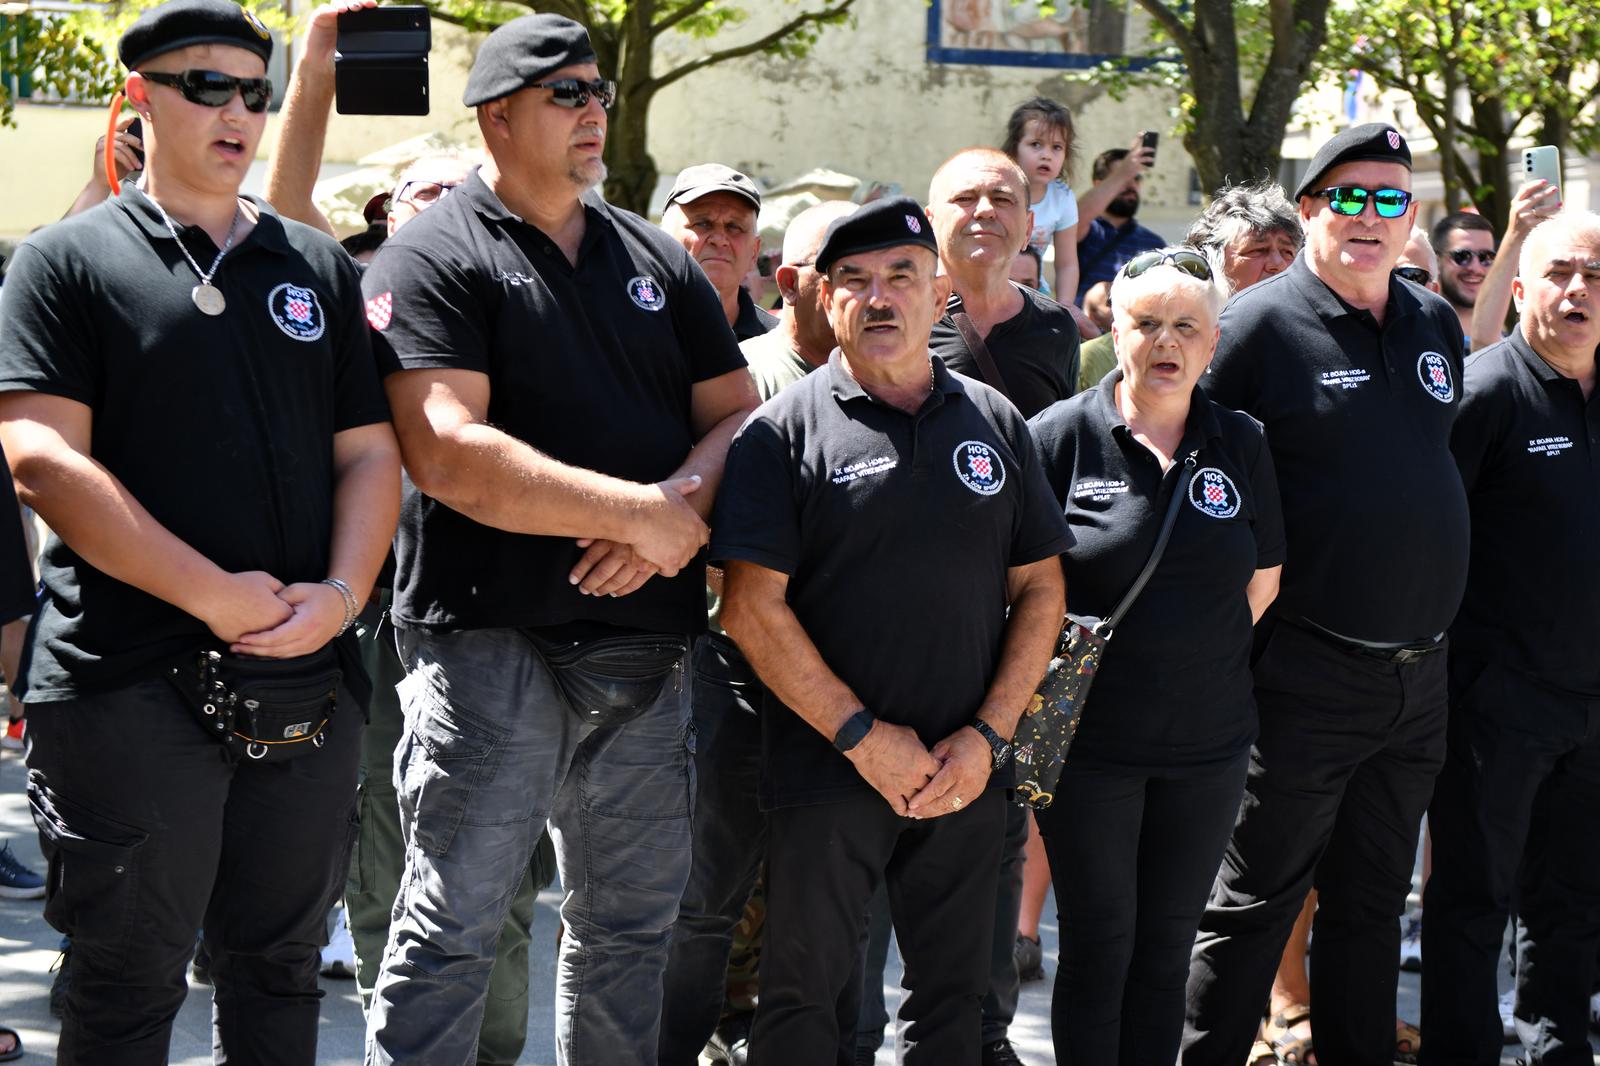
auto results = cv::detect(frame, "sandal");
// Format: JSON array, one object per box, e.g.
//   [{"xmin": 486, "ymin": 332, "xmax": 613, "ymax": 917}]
[
  {"xmin": 0, "ymin": 1025, "xmax": 22, "ymax": 1063},
  {"xmin": 1247, "ymin": 1036, "xmax": 1278, "ymax": 1066},
  {"xmin": 1395, "ymin": 1018, "xmax": 1421, "ymax": 1064},
  {"xmin": 1264, "ymin": 1003, "xmax": 1315, "ymax": 1065}
]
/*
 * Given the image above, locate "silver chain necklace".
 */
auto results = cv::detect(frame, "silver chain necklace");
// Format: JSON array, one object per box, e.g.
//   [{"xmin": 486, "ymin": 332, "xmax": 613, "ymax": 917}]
[{"xmin": 137, "ymin": 186, "xmax": 242, "ymax": 316}]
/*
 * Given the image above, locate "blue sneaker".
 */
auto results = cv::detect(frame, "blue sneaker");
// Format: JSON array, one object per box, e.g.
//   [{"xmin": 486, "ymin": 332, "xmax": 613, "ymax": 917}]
[{"xmin": 0, "ymin": 842, "xmax": 44, "ymax": 899}]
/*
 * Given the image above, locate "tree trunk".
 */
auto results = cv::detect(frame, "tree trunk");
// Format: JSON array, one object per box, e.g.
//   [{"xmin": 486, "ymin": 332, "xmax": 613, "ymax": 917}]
[
  {"xmin": 1468, "ymin": 94, "xmax": 1512, "ymax": 238},
  {"xmin": 603, "ymin": 88, "xmax": 659, "ymax": 215}
]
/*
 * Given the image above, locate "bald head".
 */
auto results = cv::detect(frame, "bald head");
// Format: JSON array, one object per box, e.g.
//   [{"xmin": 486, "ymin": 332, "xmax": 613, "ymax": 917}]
[
  {"xmin": 775, "ymin": 201, "xmax": 859, "ymax": 366},
  {"xmin": 928, "ymin": 147, "xmax": 1029, "ymax": 205},
  {"xmin": 783, "ymin": 200, "xmax": 859, "ymax": 268}
]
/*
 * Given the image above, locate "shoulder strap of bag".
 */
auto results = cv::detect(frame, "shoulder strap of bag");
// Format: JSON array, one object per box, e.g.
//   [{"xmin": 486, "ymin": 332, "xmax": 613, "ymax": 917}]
[
  {"xmin": 952, "ymin": 310, "xmax": 1013, "ymax": 402},
  {"xmin": 1103, "ymin": 450, "xmax": 1198, "ymax": 633}
]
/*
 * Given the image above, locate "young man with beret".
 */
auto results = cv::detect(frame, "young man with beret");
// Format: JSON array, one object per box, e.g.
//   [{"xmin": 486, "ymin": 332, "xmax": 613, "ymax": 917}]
[
  {"xmin": 360, "ymin": 13, "xmax": 757, "ymax": 1065},
  {"xmin": 713, "ymin": 196, "xmax": 1069, "ymax": 1065},
  {"xmin": 0, "ymin": 0, "xmax": 401, "ymax": 1061},
  {"xmin": 1181, "ymin": 124, "xmax": 1469, "ymax": 1066}
]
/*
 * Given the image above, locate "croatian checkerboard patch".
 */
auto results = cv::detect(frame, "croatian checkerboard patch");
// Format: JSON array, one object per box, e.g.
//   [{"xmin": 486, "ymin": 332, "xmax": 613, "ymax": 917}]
[
  {"xmin": 954, "ymin": 440, "xmax": 1005, "ymax": 496},
  {"xmin": 1417, "ymin": 351, "xmax": 1455, "ymax": 403},
  {"xmin": 267, "ymin": 282, "xmax": 325, "ymax": 342},
  {"xmin": 1188, "ymin": 466, "xmax": 1241, "ymax": 519},
  {"xmin": 627, "ymin": 275, "xmax": 666, "ymax": 311},
  {"xmin": 366, "ymin": 291, "xmax": 392, "ymax": 331}
]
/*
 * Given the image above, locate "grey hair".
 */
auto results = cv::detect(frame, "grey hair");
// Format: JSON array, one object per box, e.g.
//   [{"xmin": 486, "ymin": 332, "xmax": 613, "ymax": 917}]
[
  {"xmin": 1402, "ymin": 225, "xmax": 1438, "ymax": 276},
  {"xmin": 1109, "ymin": 245, "xmax": 1228, "ymax": 322},
  {"xmin": 1519, "ymin": 210, "xmax": 1600, "ymax": 278},
  {"xmin": 1185, "ymin": 180, "xmax": 1303, "ymax": 293}
]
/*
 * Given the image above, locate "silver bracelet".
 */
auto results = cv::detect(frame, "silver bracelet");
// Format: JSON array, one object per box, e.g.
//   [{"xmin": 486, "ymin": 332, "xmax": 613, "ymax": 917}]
[{"xmin": 321, "ymin": 577, "xmax": 358, "ymax": 635}]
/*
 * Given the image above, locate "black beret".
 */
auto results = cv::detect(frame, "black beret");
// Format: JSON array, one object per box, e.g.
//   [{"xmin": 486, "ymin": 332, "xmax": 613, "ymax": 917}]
[
  {"xmin": 666, "ymin": 164, "xmax": 761, "ymax": 212},
  {"xmin": 815, "ymin": 196, "xmax": 938, "ymax": 275},
  {"xmin": 1294, "ymin": 123, "xmax": 1413, "ymax": 200},
  {"xmin": 119, "ymin": 0, "xmax": 273, "ymax": 69},
  {"xmin": 463, "ymin": 13, "xmax": 595, "ymax": 108}
]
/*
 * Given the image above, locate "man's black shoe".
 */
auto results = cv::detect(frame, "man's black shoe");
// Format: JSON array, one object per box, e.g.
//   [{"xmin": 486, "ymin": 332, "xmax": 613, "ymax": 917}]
[
  {"xmin": 982, "ymin": 1038, "xmax": 1029, "ymax": 1066},
  {"xmin": 704, "ymin": 1011, "xmax": 753, "ymax": 1066}
]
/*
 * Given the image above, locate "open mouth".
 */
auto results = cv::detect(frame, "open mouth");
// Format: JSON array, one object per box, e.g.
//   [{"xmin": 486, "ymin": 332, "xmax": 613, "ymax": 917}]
[
  {"xmin": 1150, "ymin": 359, "xmax": 1180, "ymax": 373},
  {"xmin": 1563, "ymin": 307, "xmax": 1590, "ymax": 324},
  {"xmin": 214, "ymin": 136, "xmax": 246, "ymax": 159},
  {"xmin": 863, "ymin": 323, "xmax": 898, "ymax": 334}
]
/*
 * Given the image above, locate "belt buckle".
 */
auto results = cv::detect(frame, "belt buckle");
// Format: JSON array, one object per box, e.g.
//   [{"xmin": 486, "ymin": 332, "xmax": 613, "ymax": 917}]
[{"xmin": 1391, "ymin": 647, "xmax": 1421, "ymax": 664}]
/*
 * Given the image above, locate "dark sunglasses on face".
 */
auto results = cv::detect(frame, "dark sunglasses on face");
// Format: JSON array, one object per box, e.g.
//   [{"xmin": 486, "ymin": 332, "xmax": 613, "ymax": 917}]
[
  {"xmin": 1447, "ymin": 248, "xmax": 1496, "ymax": 267},
  {"xmin": 1393, "ymin": 265, "xmax": 1433, "ymax": 286},
  {"xmin": 529, "ymin": 77, "xmax": 617, "ymax": 110},
  {"xmin": 141, "ymin": 69, "xmax": 272, "ymax": 112},
  {"xmin": 1121, "ymin": 248, "xmax": 1214, "ymax": 281},
  {"xmin": 1313, "ymin": 186, "xmax": 1413, "ymax": 218}
]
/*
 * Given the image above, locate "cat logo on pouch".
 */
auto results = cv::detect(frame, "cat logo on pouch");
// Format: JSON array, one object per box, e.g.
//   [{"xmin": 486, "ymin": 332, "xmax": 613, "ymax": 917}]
[{"xmin": 627, "ymin": 275, "xmax": 667, "ymax": 311}]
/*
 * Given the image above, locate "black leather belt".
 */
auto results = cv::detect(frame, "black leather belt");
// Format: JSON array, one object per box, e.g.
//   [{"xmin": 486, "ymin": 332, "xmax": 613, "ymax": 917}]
[{"xmin": 1297, "ymin": 618, "xmax": 1445, "ymax": 664}]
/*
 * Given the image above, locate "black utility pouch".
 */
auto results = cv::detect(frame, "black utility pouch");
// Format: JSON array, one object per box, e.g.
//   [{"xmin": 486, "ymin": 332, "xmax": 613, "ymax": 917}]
[
  {"xmin": 522, "ymin": 632, "xmax": 687, "ymax": 728},
  {"xmin": 167, "ymin": 648, "xmax": 341, "ymax": 762}
]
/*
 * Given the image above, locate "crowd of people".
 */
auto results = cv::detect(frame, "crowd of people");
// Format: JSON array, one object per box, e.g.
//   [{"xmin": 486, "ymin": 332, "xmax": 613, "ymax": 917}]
[{"xmin": 0, "ymin": 2, "xmax": 1597, "ymax": 1066}]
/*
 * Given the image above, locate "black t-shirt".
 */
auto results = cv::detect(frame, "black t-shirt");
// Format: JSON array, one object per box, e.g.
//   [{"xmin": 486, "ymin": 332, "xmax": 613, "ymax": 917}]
[
  {"xmin": 1029, "ymin": 373, "xmax": 1285, "ymax": 770},
  {"xmin": 0, "ymin": 442, "xmax": 36, "ymax": 627},
  {"xmin": 1450, "ymin": 329, "xmax": 1600, "ymax": 694},
  {"xmin": 930, "ymin": 284, "xmax": 1081, "ymax": 418},
  {"xmin": 363, "ymin": 169, "xmax": 747, "ymax": 635},
  {"xmin": 711, "ymin": 352, "xmax": 1073, "ymax": 808},
  {"xmin": 1200, "ymin": 255, "xmax": 1469, "ymax": 643},
  {"xmin": 0, "ymin": 188, "xmax": 389, "ymax": 700},
  {"xmin": 734, "ymin": 286, "xmax": 779, "ymax": 341}
]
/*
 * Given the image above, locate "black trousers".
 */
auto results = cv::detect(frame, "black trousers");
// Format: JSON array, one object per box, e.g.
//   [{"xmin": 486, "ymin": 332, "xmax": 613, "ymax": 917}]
[
  {"xmin": 1182, "ymin": 619, "xmax": 1448, "ymax": 1066},
  {"xmin": 1421, "ymin": 657, "xmax": 1600, "ymax": 1066},
  {"xmin": 1038, "ymin": 753, "xmax": 1249, "ymax": 1066},
  {"xmin": 752, "ymin": 787, "xmax": 1006, "ymax": 1066},
  {"xmin": 26, "ymin": 675, "xmax": 362, "ymax": 1066},
  {"xmin": 659, "ymin": 634, "xmax": 766, "ymax": 1065}
]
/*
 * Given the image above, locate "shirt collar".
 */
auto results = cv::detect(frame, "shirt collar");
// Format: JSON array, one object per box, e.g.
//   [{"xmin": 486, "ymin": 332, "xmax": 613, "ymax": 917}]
[
  {"xmin": 116, "ymin": 185, "xmax": 291, "ymax": 256},
  {"xmin": 462, "ymin": 166, "xmax": 612, "ymax": 257},
  {"xmin": 1507, "ymin": 321, "xmax": 1598, "ymax": 386},
  {"xmin": 1286, "ymin": 252, "xmax": 1414, "ymax": 327},
  {"xmin": 826, "ymin": 347, "xmax": 959, "ymax": 409},
  {"xmin": 1094, "ymin": 366, "xmax": 1224, "ymax": 448}
]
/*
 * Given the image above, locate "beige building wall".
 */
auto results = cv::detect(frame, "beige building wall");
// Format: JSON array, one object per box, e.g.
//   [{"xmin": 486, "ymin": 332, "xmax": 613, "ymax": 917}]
[{"xmin": 0, "ymin": 2, "xmax": 1195, "ymax": 240}]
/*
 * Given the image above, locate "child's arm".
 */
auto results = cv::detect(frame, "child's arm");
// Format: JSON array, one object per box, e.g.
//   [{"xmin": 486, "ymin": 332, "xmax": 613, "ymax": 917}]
[{"xmin": 1052, "ymin": 230, "xmax": 1080, "ymax": 307}]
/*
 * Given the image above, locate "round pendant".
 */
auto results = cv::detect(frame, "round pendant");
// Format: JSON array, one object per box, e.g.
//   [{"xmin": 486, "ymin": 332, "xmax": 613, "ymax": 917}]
[{"xmin": 192, "ymin": 283, "xmax": 226, "ymax": 316}]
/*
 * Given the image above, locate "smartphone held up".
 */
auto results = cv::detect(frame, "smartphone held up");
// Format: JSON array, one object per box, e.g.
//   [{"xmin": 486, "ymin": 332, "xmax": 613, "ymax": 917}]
[{"xmin": 336, "ymin": 4, "xmax": 431, "ymax": 116}]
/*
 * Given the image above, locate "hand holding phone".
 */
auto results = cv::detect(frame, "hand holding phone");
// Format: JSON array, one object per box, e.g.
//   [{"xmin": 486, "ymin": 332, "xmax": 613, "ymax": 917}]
[
  {"xmin": 1522, "ymin": 146, "xmax": 1562, "ymax": 203},
  {"xmin": 1140, "ymin": 130, "xmax": 1160, "ymax": 165},
  {"xmin": 336, "ymin": 5, "xmax": 431, "ymax": 116}
]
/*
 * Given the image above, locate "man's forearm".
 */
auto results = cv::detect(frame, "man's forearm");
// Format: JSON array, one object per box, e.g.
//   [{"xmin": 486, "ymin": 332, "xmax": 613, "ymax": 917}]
[
  {"xmin": 975, "ymin": 560, "xmax": 1065, "ymax": 739},
  {"xmin": 669, "ymin": 409, "xmax": 747, "ymax": 520},
  {"xmin": 326, "ymin": 436, "xmax": 402, "ymax": 603},
  {"xmin": 265, "ymin": 50, "xmax": 337, "ymax": 238},
  {"xmin": 1470, "ymin": 247, "xmax": 1520, "ymax": 349},
  {"xmin": 63, "ymin": 179, "xmax": 111, "ymax": 220}
]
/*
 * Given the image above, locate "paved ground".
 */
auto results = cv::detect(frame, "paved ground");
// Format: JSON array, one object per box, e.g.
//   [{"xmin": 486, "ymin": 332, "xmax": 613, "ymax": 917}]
[{"xmin": 0, "ymin": 741, "xmax": 1579, "ymax": 1065}]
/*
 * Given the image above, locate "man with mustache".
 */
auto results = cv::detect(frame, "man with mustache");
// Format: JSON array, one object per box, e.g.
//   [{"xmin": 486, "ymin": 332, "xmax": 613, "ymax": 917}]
[{"xmin": 359, "ymin": 14, "xmax": 758, "ymax": 1065}]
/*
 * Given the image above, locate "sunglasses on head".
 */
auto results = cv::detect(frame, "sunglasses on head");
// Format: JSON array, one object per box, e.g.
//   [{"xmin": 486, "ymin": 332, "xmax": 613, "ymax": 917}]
[
  {"xmin": 1393, "ymin": 265, "xmax": 1433, "ymax": 286},
  {"xmin": 1121, "ymin": 248, "xmax": 1214, "ymax": 282},
  {"xmin": 141, "ymin": 69, "xmax": 272, "ymax": 112},
  {"xmin": 1447, "ymin": 248, "xmax": 1496, "ymax": 267},
  {"xmin": 1313, "ymin": 186, "xmax": 1413, "ymax": 218},
  {"xmin": 529, "ymin": 77, "xmax": 617, "ymax": 110}
]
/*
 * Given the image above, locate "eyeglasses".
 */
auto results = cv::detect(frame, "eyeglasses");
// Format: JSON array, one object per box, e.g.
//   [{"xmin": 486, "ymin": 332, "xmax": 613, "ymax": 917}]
[
  {"xmin": 140, "ymin": 70, "xmax": 272, "ymax": 113},
  {"xmin": 1393, "ymin": 265, "xmax": 1433, "ymax": 286},
  {"xmin": 529, "ymin": 78, "xmax": 617, "ymax": 110},
  {"xmin": 394, "ymin": 179, "xmax": 461, "ymax": 206},
  {"xmin": 1120, "ymin": 248, "xmax": 1214, "ymax": 281},
  {"xmin": 1313, "ymin": 186, "xmax": 1413, "ymax": 219},
  {"xmin": 1446, "ymin": 248, "xmax": 1496, "ymax": 267}
]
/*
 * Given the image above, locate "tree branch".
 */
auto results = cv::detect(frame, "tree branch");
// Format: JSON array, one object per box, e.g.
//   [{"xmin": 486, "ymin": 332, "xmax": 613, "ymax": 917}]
[
  {"xmin": 644, "ymin": 0, "xmax": 854, "ymax": 94},
  {"xmin": 650, "ymin": 0, "xmax": 715, "ymax": 37},
  {"xmin": 1131, "ymin": 0, "xmax": 1198, "ymax": 57}
]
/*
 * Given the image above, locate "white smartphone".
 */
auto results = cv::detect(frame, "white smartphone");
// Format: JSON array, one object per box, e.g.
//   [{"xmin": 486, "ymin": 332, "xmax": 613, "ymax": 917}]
[{"xmin": 1523, "ymin": 145, "xmax": 1562, "ymax": 198}]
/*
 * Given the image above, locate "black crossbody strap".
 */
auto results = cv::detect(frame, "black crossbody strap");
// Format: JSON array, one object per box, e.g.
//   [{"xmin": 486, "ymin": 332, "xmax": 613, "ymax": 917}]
[
  {"xmin": 1104, "ymin": 450, "xmax": 1198, "ymax": 633},
  {"xmin": 952, "ymin": 311, "xmax": 1014, "ymax": 402}
]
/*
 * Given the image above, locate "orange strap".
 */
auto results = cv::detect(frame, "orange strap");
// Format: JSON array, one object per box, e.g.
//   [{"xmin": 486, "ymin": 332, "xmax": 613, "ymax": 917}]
[{"xmin": 104, "ymin": 91, "xmax": 126, "ymax": 196}]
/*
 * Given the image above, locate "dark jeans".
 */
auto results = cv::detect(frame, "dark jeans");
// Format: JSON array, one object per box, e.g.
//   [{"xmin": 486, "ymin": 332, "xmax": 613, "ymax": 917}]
[
  {"xmin": 1421, "ymin": 657, "xmax": 1600, "ymax": 1066},
  {"xmin": 753, "ymin": 788, "xmax": 1006, "ymax": 1066},
  {"xmin": 1182, "ymin": 618, "xmax": 1448, "ymax": 1066},
  {"xmin": 1038, "ymin": 754, "xmax": 1249, "ymax": 1066},
  {"xmin": 27, "ymin": 675, "xmax": 362, "ymax": 1066},
  {"xmin": 659, "ymin": 633, "xmax": 766, "ymax": 1066}
]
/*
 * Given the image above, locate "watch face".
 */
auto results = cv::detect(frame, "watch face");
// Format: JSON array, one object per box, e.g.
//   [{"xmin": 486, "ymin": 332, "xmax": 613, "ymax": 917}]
[{"xmin": 995, "ymin": 742, "xmax": 1013, "ymax": 767}]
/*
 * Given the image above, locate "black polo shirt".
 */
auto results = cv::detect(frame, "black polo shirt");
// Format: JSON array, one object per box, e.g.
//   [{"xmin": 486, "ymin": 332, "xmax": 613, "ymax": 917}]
[
  {"xmin": 1450, "ymin": 329, "xmax": 1600, "ymax": 695},
  {"xmin": 0, "ymin": 188, "xmax": 388, "ymax": 700},
  {"xmin": 711, "ymin": 351, "xmax": 1072, "ymax": 809},
  {"xmin": 1200, "ymin": 254, "xmax": 1469, "ymax": 644},
  {"xmin": 1029, "ymin": 373, "xmax": 1285, "ymax": 771},
  {"xmin": 363, "ymin": 169, "xmax": 747, "ymax": 636},
  {"xmin": 734, "ymin": 286, "xmax": 778, "ymax": 341},
  {"xmin": 931, "ymin": 284, "xmax": 1081, "ymax": 418},
  {"xmin": 0, "ymin": 442, "xmax": 36, "ymax": 627}
]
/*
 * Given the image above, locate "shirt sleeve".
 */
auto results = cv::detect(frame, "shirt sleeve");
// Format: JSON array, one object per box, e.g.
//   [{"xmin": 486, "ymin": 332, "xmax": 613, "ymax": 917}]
[
  {"xmin": 1246, "ymin": 420, "xmax": 1287, "ymax": 569},
  {"xmin": 1199, "ymin": 303, "xmax": 1265, "ymax": 413},
  {"xmin": 1007, "ymin": 409, "xmax": 1075, "ymax": 565},
  {"xmin": 1450, "ymin": 353, "xmax": 1509, "ymax": 495},
  {"xmin": 1026, "ymin": 402, "xmax": 1078, "ymax": 505},
  {"xmin": 329, "ymin": 252, "xmax": 391, "ymax": 431},
  {"xmin": 669, "ymin": 248, "xmax": 749, "ymax": 384},
  {"xmin": 0, "ymin": 243, "xmax": 100, "ymax": 404},
  {"xmin": 709, "ymin": 415, "xmax": 801, "ymax": 575},
  {"xmin": 0, "ymin": 442, "xmax": 36, "ymax": 626},
  {"xmin": 1054, "ymin": 184, "xmax": 1079, "ymax": 231},
  {"xmin": 361, "ymin": 242, "xmax": 491, "ymax": 377}
]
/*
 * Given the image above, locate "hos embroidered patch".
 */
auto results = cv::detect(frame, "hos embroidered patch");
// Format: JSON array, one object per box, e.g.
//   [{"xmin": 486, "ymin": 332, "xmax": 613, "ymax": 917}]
[
  {"xmin": 1417, "ymin": 351, "xmax": 1455, "ymax": 403},
  {"xmin": 953, "ymin": 440, "xmax": 1006, "ymax": 496},
  {"xmin": 627, "ymin": 275, "xmax": 666, "ymax": 311},
  {"xmin": 267, "ymin": 283, "xmax": 325, "ymax": 342},
  {"xmin": 1188, "ymin": 466, "xmax": 1241, "ymax": 519}
]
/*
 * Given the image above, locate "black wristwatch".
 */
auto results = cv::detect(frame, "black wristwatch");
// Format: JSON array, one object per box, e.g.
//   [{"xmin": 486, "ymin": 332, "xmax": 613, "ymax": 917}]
[
  {"xmin": 832, "ymin": 709, "xmax": 876, "ymax": 753},
  {"xmin": 968, "ymin": 718, "xmax": 1013, "ymax": 769}
]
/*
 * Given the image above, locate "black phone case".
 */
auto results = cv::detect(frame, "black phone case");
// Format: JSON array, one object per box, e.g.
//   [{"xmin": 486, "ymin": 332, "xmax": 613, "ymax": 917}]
[{"xmin": 335, "ymin": 6, "xmax": 431, "ymax": 116}]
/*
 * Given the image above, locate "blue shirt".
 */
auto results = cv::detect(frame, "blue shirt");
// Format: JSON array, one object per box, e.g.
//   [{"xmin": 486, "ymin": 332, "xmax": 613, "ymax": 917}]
[{"xmin": 1074, "ymin": 217, "xmax": 1166, "ymax": 304}]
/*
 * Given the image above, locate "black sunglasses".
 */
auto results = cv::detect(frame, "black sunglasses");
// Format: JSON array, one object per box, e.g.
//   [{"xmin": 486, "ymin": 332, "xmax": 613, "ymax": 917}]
[
  {"xmin": 1446, "ymin": 248, "xmax": 1496, "ymax": 267},
  {"xmin": 141, "ymin": 69, "xmax": 272, "ymax": 112},
  {"xmin": 1393, "ymin": 265, "xmax": 1433, "ymax": 286},
  {"xmin": 1121, "ymin": 248, "xmax": 1214, "ymax": 281},
  {"xmin": 1313, "ymin": 186, "xmax": 1413, "ymax": 218},
  {"xmin": 529, "ymin": 77, "xmax": 617, "ymax": 110}
]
